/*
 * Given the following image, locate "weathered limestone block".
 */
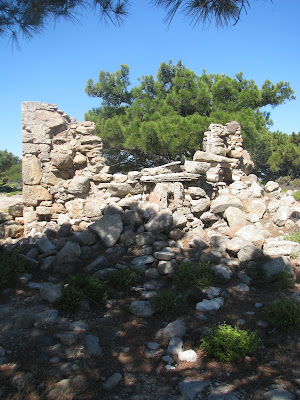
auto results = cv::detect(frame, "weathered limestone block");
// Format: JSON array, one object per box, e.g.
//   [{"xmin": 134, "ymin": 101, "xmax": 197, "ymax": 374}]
[
  {"xmin": 4, "ymin": 223, "xmax": 24, "ymax": 238},
  {"xmin": 84, "ymin": 200, "xmax": 105, "ymax": 218},
  {"xmin": 64, "ymin": 199, "xmax": 85, "ymax": 219},
  {"xmin": 22, "ymin": 102, "xmax": 67, "ymax": 138},
  {"xmin": 22, "ymin": 155, "xmax": 42, "ymax": 185},
  {"xmin": 141, "ymin": 161, "xmax": 182, "ymax": 176},
  {"xmin": 210, "ymin": 194, "xmax": 242, "ymax": 214},
  {"xmin": 73, "ymin": 153, "xmax": 87, "ymax": 168},
  {"xmin": 23, "ymin": 185, "xmax": 51, "ymax": 206},
  {"xmin": 193, "ymin": 151, "xmax": 238, "ymax": 167},
  {"xmin": 108, "ymin": 182, "xmax": 143, "ymax": 197},
  {"xmin": 141, "ymin": 173, "xmax": 200, "ymax": 183},
  {"xmin": 68, "ymin": 176, "xmax": 90, "ymax": 195},
  {"xmin": 8, "ymin": 203, "xmax": 23, "ymax": 217},
  {"xmin": 35, "ymin": 206, "xmax": 53, "ymax": 215},
  {"xmin": 51, "ymin": 151, "xmax": 74, "ymax": 170},
  {"xmin": 191, "ymin": 198, "xmax": 210, "ymax": 214},
  {"xmin": 183, "ymin": 161, "xmax": 210, "ymax": 174},
  {"xmin": 22, "ymin": 143, "xmax": 51, "ymax": 160},
  {"xmin": 72, "ymin": 121, "xmax": 96, "ymax": 135},
  {"xmin": 93, "ymin": 174, "xmax": 113, "ymax": 183}
]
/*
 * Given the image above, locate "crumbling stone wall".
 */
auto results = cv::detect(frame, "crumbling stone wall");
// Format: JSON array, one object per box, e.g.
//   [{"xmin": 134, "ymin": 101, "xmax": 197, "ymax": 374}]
[{"xmin": 21, "ymin": 102, "xmax": 253, "ymax": 234}]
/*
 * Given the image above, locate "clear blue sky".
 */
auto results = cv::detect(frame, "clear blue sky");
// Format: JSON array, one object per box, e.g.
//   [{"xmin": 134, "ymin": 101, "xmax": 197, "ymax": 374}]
[{"xmin": 1, "ymin": 0, "xmax": 299, "ymax": 158}]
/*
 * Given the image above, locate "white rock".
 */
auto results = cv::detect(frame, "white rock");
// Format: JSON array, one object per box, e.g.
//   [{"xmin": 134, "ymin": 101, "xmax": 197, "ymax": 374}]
[
  {"xmin": 196, "ymin": 297, "xmax": 224, "ymax": 312},
  {"xmin": 178, "ymin": 349, "xmax": 198, "ymax": 362}
]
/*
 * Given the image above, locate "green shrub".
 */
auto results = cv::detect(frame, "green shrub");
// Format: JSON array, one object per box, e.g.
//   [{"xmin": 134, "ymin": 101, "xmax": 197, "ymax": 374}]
[
  {"xmin": 200, "ymin": 323, "xmax": 260, "ymax": 363},
  {"xmin": 150, "ymin": 288, "xmax": 181, "ymax": 313},
  {"xmin": 271, "ymin": 271, "xmax": 295, "ymax": 288},
  {"xmin": 56, "ymin": 274, "xmax": 109, "ymax": 310},
  {"xmin": 242, "ymin": 256, "xmax": 270, "ymax": 285},
  {"xmin": 0, "ymin": 246, "xmax": 27, "ymax": 284},
  {"xmin": 105, "ymin": 267, "xmax": 138, "ymax": 290},
  {"xmin": 293, "ymin": 190, "xmax": 300, "ymax": 201},
  {"xmin": 284, "ymin": 231, "xmax": 300, "ymax": 244},
  {"xmin": 264, "ymin": 299, "xmax": 300, "ymax": 331},
  {"xmin": 173, "ymin": 262, "xmax": 215, "ymax": 291}
]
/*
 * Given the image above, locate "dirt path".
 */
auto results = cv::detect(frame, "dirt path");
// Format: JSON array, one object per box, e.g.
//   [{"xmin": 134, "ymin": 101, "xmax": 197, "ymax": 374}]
[{"xmin": 0, "ymin": 193, "xmax": 23, "ymax": 212}]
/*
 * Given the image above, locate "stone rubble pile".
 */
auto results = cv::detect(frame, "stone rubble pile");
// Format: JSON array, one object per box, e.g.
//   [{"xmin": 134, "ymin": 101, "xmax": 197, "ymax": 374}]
[{"xmin": 0, "ymin": 102, "xmax": 299, "ymax": 399}]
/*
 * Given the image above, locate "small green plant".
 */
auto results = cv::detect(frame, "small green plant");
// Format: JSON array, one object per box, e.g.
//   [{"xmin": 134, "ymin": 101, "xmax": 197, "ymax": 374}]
[
  {"xmin": 293, "ymin": 190, "xmax": 300, "ymax": 201},
  {"xmin": 0, "ymin": 246, "xmax": 27, "ymax": 284},
  {"xmin": 200, "ymin": 323, "xmax": 260, "ymax": 363},
  {"xmin": 264, "ymin": 299, "xmax": 300, "ymax": 331},
  {"xmin": 6, "ymin": 190, "xmax": 22, "ymax": 197},
  {"xmin": 271, "ymin": 271, "xmax": 295, "ymax": 288},
  {"xmin": 56, "ymin": 274, "xmax": 109, "ymax": 310},
  {"xmin": 173, "ymin": 262, "xmax": 215, "ymax": 291},
  {"xmin": 150, "ymin": 288, "xmax": 181, "ymax": 313},
  {"xmin": 105, "ymin": 267, "xmax": 138, "ymax": 290},
  {"xmin": 284, "ymin": 231, "xmax": 300, "ymax": 244}
]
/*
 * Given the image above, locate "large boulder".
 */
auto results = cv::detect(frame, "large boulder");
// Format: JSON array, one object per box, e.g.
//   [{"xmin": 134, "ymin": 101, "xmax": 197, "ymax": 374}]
[
  {"xmin": 155, "ymin": 319, "xmax": 186, "ymax": 341},
  {"xmin": 57, "ymin": 241, "xmax": 81, "ymax": 264},
  {"xmin": 210, "ymin": 194, "xmax": 242, "ymax": 214},
  {"xmin": 235, "ymin": 225, "xmax": 265, "ymax": 248},
  {"xmin": 263, "ymin": 238, "xmax": 300, "ymax": 257},
  {"xmin": 262, "ymin": 256, "xmax": 294, "ymax": 282},
  {"xmin": 145, "ymin": 209, "xmax": 173, "ymax": 234},
  {"xmin": 224, "ymin": 206, "xmax": 248, "ymax": 227},
  {"xmin": 89, "ymin": 214, "xmax": 123, "ymax": 247}
]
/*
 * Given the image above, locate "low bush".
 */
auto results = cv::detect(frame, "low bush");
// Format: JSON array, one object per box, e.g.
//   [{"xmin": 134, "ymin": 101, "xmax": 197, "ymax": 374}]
[
  {"xmin": 173, "ymin": 262, "xmax": 215, "ymax": 291},
  {"xmin": 0, "ymin": 246, "xmax": 27, "ymax": 285},
  {"xmin": 105, "ymin": 267, "xmax": 138, "ymax": 290},
  {"xmin": 264, "ymin": 299, "xmax": 300, "ymax": 331},
  {"xmin": 293, "ymin": 190, "xmax": 300, "ymax": 201},
  {"xmin": 56, "ymin": 274, "xmax": 109, "ymax": 310},
  {"xmin": 243, "ymin": 258, "xmax": 269, "ymax": 285},
  {"xmin": 200, "ymin": 323, "xmax": 260, "ymax": 363},
  {"xmin": 271, "ymin": 271, "xmax": 295, "ymax": 288},
  {"xmin": 150, "ymin": 288, "xmax": 181, "ymax": 313},
  {"xmin": 284, "ymin": 231, "xmax": 300, "ymax": 244}
]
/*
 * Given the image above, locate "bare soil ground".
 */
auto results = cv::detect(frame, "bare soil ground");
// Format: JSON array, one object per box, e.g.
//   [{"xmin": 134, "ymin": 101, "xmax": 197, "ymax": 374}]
[{"xmin": 0, "ymin": 193, "xmax": 23, "ymax": 212}]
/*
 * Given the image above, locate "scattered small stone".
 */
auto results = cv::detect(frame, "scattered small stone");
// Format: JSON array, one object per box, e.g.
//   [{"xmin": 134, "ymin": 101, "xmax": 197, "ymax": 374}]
[
  {"xmin": 147, "ymin": 342, "xmax": 160, "ymax": 350},
  {"xmin": 233, "ymin": 283, "xmax": 250, "ymax": 292},
  {"xmin": 178, "ymin": 379, "xmax": 211, "ymax": 400},
  {"xmin": 162, "ymin": 355, "xmax": 174, "ymax": 364},
  {"xmin": 129, "ymin": 301, "xmax": 154, "ymax": 318},
  {"xmin": 263, "ymin": 387, "xmax": 295, "ymax": 400},
  {"xmin": 165, "ymin": 364, "xmax": 176, "ymax": 371},
  {"xmin": 236, "ymin": 319, "xmax": 246, "ymax": 326},
  {"xmin": 85, "ymin": 335, "xmax": 102, "ymax": 356},
  {"xmin": 145, "ymin": 349, "xmax": 164, "ymax": 358},
  {"xmin": 69, "ymin": 320, "xmax": 89, "ymax": 331},
  {"xmin": 103, "ymin": 373, "xmax": 122, "ymax": 391},
  {"xmin": 256, "ymin": 320, "xmax": 268, "ymax": 328},
  {"xmin": 255, "ymin": 302, "xmax": 263, "ymax": 308}
]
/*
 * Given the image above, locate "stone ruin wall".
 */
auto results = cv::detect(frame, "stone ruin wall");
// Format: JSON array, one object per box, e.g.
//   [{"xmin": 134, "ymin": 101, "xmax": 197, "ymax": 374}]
[{"xmin": 21, "ymin": 102, "xmax": 254, "ymax": 234}]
